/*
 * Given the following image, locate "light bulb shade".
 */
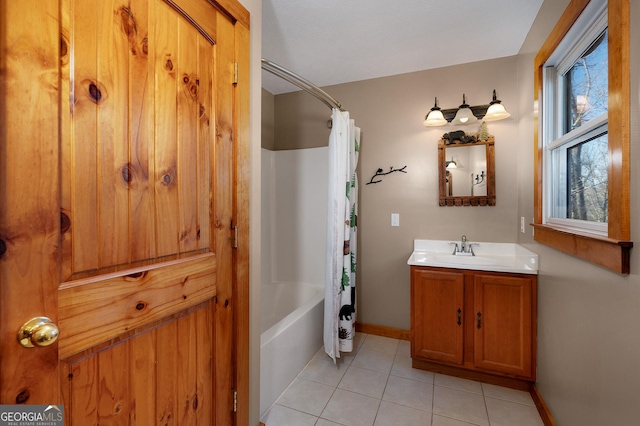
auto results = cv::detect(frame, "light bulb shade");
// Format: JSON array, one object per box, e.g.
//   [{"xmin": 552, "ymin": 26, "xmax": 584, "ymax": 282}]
[
  {"xmin": 424, "ymin": 97, "xmax": 448, "ymax": 126},
  {"xmin": 424, "ymin": 109, "xmax": 447, "ymax": 126},
  {"xmin": 451, "ymin": 107, "xmax": 478, "ymax": 125},
  {"xmin": 446, "ymin": 160, "xmax": 457, "ymax": 169},
  {"xmin": 483, "ymin": 102, "xmax": 511, "ymax": 121}
]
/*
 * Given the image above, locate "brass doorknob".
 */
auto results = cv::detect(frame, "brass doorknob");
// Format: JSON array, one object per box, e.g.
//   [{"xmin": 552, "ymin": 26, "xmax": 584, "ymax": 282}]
[{"xmin": 18, "ymin": 317, "xmax": 60, "ymax": 348}]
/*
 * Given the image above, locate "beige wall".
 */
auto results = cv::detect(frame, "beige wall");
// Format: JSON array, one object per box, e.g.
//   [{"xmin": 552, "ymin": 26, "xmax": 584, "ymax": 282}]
[
  {"xmin": 273, "ymin": 89, "xmax": 333, "ymax": 150},
  {"xmin": 264, "ymin": 1, "xmax": 640, "ymax": 424},
  {"xmin": 273, "ymin": 57, "xmax": 522, "ymax": 330},
  {"xmin": 516, "ymin": 1, "xmax": 640, "ymax": 425},
  {"xmin": 261, "ymin": 88, "xmax": 275, "ymax": 150}
]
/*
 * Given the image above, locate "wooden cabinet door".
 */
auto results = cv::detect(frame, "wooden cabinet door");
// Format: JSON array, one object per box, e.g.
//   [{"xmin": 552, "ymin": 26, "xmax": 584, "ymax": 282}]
[
  {"xmin": 473, "ymin": 274, "xmax": 534, "ymax": 379},
  {"xmin": 411, "ymin": 268, "xmax": 464, "ymax": 364},
  {"xmin": 0, "ymin": 0, "xmax": 249, "ymax": 424}
]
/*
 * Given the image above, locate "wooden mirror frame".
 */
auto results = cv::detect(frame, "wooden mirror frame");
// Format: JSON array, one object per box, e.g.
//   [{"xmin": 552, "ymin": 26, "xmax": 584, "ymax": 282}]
[{"xmin": 438, "ymin": 137, "xmax": 496, "ymax": 206}]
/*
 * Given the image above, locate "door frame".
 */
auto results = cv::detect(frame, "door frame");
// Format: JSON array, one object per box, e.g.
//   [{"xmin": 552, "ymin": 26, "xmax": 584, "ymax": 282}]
[{"xmin": 229, "ymin": 6, "xmax": 251, "ymax": 424}]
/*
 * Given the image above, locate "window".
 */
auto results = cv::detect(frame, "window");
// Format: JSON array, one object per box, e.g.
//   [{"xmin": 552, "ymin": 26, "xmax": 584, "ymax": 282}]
[
  {"xmin": 533, "ymin": 0, "xmax": 631, "ymax": 274},
  {"xmin": 563, "ymin": 29, "xmax": 608, "ymax": 133},
  {"xmin": 544, "ymin": 8, "xmax": 608, "ymax": 235}
]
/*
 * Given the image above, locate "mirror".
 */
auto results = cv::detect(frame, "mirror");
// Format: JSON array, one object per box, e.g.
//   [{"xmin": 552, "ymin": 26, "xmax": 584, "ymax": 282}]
[{"xmin": 438, "ymin": 136, "xmax": 495, "ymax": 206}]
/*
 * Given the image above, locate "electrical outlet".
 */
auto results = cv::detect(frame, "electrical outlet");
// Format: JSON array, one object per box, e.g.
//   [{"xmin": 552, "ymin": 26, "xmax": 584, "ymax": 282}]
[
  {"xmin": 391, "ymin": 213, "xmax": 400, "ymax": 227},
  {"xmin": 520, "ymin": 217, "xmax": 525, "ymax": 233}
]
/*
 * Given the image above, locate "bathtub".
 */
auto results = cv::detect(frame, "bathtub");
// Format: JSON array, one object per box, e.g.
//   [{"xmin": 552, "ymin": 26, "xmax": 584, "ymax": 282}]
[{"xmin": 260, "ymin": 281, "xmax": 324, "ymax": 417}]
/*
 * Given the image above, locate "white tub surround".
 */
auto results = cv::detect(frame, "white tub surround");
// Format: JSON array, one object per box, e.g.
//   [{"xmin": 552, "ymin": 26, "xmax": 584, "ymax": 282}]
[
  {"xmin": 260, "ymin": 147, "xmax": 328, "ymax": 417},
  {"xmin": 259, "ymin": 282, "xmax": 324, "ymax": 417}
]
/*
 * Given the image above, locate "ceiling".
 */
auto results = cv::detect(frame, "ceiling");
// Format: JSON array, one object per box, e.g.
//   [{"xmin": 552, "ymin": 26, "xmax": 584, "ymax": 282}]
[{"xmin": 262, "ymin": 0, "xmax": 544, "ymax": 95}]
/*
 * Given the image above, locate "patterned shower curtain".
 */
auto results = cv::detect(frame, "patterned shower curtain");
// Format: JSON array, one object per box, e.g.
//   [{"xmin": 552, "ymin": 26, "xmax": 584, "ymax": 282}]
[{"xmin": 324, "ymin": 108, "xmax": 360, "ymax": 362}]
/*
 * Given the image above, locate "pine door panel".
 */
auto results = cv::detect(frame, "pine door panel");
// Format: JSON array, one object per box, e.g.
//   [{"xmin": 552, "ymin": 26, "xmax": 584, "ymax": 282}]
[
  {"xmin": 61, "ymin": 0, "xmax": 216, "ymax": 280},
  {"xmin": 57, "ymin": 0, "xmax": 228, "ymax": 423},
  {"xmin": 155, "ymin": 0, "xmax": 182, "ymax": 258},
  {"xmin": 61, "ymin": 304, "xmax": 213, "ymax": 424},
  {"xmin": 58, "ymin": 253, "xmax": 216, "ymax": 358},
  {"xmin": 127, "ymin": 0, "xmax": 157, "ymax": 264},
  {"xmin": 65, "ymin": 0, "xmax": 100, "ymax": 274}
]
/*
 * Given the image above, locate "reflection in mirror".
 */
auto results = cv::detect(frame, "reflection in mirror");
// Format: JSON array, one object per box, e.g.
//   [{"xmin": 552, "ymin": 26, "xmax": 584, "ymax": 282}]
[
  {"xmin": 445, "ymin": 145, "xmax": 487, "ymax": 196},
  {"xmin": 438, "ymin": 137, "xmax": 495, "ymax": 206}
]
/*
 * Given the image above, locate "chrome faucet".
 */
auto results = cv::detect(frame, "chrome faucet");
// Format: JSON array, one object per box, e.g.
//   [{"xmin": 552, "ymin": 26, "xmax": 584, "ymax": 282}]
[{"xmin": 449, "ymin": 235, "xmax": 479, "ymax": 256}]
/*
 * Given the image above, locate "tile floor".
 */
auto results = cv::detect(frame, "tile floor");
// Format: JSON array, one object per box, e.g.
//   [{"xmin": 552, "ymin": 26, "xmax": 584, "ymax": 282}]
[{"xmin": 261, "ymin": 333, "xmax": 545, "ymax": 426}]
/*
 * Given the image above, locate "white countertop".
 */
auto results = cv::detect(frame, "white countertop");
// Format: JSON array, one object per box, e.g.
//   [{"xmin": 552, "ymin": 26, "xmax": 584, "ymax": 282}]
[{"xmin": 407, "ymin": 239, "xmax": 539, "ymax": 275}]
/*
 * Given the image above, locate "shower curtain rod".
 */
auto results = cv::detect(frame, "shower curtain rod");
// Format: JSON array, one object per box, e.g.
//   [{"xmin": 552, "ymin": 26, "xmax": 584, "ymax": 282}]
[{"xmin": 261, "ymin": 59, "xmax": 343, "ymax": 111}]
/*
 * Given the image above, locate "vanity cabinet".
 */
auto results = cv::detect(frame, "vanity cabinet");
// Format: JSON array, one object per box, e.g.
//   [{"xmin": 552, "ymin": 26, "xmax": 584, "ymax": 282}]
[
  {"xmin": 411, "ymin": 266, "xmax": 536, "ymax": 382},
  {"xmin": 411, "ymin": 269, "xmax": 464, "ymax": 364}
]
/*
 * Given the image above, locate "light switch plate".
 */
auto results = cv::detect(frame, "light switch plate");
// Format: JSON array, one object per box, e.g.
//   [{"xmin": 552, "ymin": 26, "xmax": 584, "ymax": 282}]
[{"xmin": 391, "ymin": 213, "xmax": 400, "ymax": 227}]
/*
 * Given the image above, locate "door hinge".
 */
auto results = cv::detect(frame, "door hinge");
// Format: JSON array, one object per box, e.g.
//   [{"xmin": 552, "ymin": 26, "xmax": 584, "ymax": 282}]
[
  {"xmin": 230, "ymin": 221, "xmax": 238, "ymax": 249},
  {"xmin": 233, "ymin": 389, "xmax": 238, "ymax": 412},
  {"xmin": 233, "ymin": 62, "xmax": 238, "ymax": 85}
]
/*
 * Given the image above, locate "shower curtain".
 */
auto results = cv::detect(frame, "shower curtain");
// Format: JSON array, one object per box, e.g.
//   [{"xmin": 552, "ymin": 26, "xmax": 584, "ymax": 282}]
[{"xmin": 324, "ymin": 108, "xmax": 360, "ymax": 362}]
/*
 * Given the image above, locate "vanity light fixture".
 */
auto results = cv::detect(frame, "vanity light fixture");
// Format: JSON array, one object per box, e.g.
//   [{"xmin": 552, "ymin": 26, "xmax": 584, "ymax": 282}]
[
  {"xmin": 446, "ymin": 157, "xmax": 458, "ymax": 169},
  {"xmin": 451, "ymin": 94, "xmax": 478, "ymax": 125},
  {"xmin": 423, "ymin": 90, "xmax": 511, "ymax": 127},
  {"xmin": 483, "ymin": 90, "xmax": 511, "ymax": 121},
  {"xmin": 423, "ymin": 97, "xmax": 448, "ymax": 126}
]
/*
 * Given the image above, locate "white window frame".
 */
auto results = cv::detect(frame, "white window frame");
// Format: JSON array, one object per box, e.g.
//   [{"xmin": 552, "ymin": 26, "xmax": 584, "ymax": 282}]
[{"xmin": 541, "ymin": 0, "xmax": 608, "ymax": 236}]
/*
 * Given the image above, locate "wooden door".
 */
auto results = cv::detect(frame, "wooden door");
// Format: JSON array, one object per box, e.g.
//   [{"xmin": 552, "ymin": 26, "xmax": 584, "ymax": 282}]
[
  {"xmin": 0, "ymin": 0, "xmax": 250, "ymax": 424},
  {"xmin": 411, "ymin": 268, "xmax": 464, "ymax": 364},
  {"xmin": 473, "ymin": 274, "xmax": 535, "ymax": 379}
]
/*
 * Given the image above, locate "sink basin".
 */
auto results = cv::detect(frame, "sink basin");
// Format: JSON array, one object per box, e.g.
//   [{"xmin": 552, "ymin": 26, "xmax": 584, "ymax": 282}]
[
  {"xmin": 434, "ymin": 255, "xmax": 497, "ymax": 266},
  {"xmin": 407, "ymin": 239, "xmax": 538, "ymax": 274},
  {"xmin": 411, "ymin": 253, "xmax": 496, "ymax": 266}
]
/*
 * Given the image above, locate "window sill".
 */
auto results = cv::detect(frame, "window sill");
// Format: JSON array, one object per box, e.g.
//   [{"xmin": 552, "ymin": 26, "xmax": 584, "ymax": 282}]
[{"xmin": 532, "ymin": 223, "xmax": 633, "ymax": 274}]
